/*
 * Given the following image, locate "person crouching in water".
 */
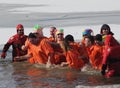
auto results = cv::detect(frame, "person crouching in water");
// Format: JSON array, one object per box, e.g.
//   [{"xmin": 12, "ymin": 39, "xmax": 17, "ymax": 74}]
[
  {"xmin": 15, "ymin": 33, "xmax": 55, "ymax": 68},
  {"xmin": 60, "ymin": 34, "xmax": 86, "ymax": 70},
  {"xmin": 89, "ymin": 34, "xmax": 104, "ymax": 70},
  {"xmin": 101, "ymin": 35, "xmax": 120, "ymax": 78},
  {"xmin": 0, "ymin": 24, "xmax": 28, "ymax": 62},
  {"xmin": 80, "ymin": 29, "xmax": 94, "ymax": 45}
]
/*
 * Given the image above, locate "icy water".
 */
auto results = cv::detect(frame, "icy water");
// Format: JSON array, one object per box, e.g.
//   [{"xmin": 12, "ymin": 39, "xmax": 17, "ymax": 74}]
[
  {"xmin": 0, "ymin": 2, "xmax": 120, "ymax": 88},
  {"xmin": 0, "ymin": 58, "xmax": 120, "ymax": 88}
]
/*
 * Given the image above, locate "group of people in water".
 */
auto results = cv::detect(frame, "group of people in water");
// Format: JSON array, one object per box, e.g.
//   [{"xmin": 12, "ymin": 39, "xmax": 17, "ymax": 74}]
[{"xmin": 1, "ymin": 23, "xmax": 120, "ymax": 78}]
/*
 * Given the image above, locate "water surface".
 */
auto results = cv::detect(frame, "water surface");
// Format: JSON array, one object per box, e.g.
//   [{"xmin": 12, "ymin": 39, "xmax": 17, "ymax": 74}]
[{"xmin": 0, "ymin": 60, "xmax": 120, "ymax": 88}]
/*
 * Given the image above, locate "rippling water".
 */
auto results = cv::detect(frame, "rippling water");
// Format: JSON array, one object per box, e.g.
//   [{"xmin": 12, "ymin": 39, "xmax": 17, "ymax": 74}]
[
  {"xmin": 0, "ymin": 59, "xmax": 120, "ymax": 88},
  {"xmin": 0, "ymin": 46, "xmax": 120, "ymax": 88}
]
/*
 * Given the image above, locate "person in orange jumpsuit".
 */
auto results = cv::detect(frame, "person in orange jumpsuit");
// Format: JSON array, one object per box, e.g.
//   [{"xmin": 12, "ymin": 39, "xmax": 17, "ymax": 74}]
[
  {"xmin": 84, "ymin": 35, "xmax": 94, "ymax": 57},
  {"xmin": 52, "ymin": 29, "xmax": 66, "ymax": 64},
  {"xmin": 89, "ymin": 34, "xmax": 104, "ymax": 70},
  {"xmin": 48, "ymin": 26, "xmax": 57, "ymax": 42},
  {"xmin": 15, "ymin": 32, "xmax": 55, "ymax": 68},
  {"xmin": 101, "ymin": 35, "xmax": 120, "ymax": 78},
  {"xmin": 61, "ymin": 34, "xmax": 85, "ymax": 70},
  {"xmin": 80, "ymin": 29, "xmax": 94, "ymax": 45},
  {"xmin": 21, "ymin": 24, "xmax": 45, "ymax": 63}
]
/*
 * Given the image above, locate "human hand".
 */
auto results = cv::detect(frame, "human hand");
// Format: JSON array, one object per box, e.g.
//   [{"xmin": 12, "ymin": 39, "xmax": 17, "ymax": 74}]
[
  {"xmin": 101, "ymin": 64, "xmax": 107, "ymax": 75},
  {"xmin": 0, "ymin": 52, "xmax": 6, "ymax": 59},
  {"xmin": 21, "ymin": 45, "xmax": 28, "ymax": 51},
  {"xmin": 101, "ymin": 70, "xmax": 105, "ymax": 75},
  {"xmin": 14, "ymin": 56, "xmax": 20, "ymax": 61},
  {"xmin": 60, "ymin": 62, "xmax": 68, "ymax": 67},
  {"xmin": 46, "ymin": 61, "xmax": 52, "ymax": 68}
]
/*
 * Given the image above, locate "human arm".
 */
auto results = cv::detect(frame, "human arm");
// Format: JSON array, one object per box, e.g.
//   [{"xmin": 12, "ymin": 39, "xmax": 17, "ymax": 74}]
[
  {"xmin": 101, "ymin": 47, "xmax": 110, "ymax": 75},
  {"xmin": 1, "ymin": 43, "xmax": 11, "ymax": 59},
  {"xmin": 60, "ymin": 62, "xmax": 69, "ymax": 67},
  {"xmin": 14, "ymin": 54, "xmax": 32, "ymax": 62},
  {"xmin": 101, "ymin": 64, "xmax": 107, "ymax": 75},
  {"xmin": 46, "ymin": 53, "xmax": 54, "ymax": 68}
]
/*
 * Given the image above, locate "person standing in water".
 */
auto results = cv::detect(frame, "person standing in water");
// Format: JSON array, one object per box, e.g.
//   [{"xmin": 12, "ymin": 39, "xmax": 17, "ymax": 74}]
[{"xmin": 0, "ymin": 24, "xmax": 28, "ymax": 62}]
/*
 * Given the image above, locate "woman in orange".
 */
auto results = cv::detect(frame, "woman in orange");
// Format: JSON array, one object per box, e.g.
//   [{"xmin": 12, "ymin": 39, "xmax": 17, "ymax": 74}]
[
  {"xmin": 89, "ymin": 34, "xmax": 104, "ymax": 70},
  {"xmin": 52, "ymin": 29, "xmax": 66, "ymax": 64},
  {"xmin": 61, "ymin": 34, "xmax": 85, "ymax": 70}
]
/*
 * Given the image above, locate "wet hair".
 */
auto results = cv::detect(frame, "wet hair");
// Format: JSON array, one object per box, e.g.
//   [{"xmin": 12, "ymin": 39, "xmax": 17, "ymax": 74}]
[
  {"xmin": 28, "ymin": 32, "xmax": 37, "ymax": 38},
  {"xmin": 94, "ymin": 34, "xmax": 102, "ymax": 41},
  {"xmin": 85, "ymin": 35, "xmax": 94, "ymax": 44},
  {"xmin": 64, "ymin": 34, "xmax": 75, "ymax": 51},
  {"xmin": 65, "ymin": 34, "xmax": 74, "ymax": 42},
  {"xmin": 100, "ymin": 24, "xmax": 114, "ymax": 35}
]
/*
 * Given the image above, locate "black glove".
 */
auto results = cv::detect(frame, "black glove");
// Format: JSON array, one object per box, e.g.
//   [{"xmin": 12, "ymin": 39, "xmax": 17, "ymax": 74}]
[
  {"xmin": 101, "ymin": 64, "xmax": 107, "ymax": 75},
  {"xmin": 101, "ymin": 70, "xmax": 105, "ymax": 75}
]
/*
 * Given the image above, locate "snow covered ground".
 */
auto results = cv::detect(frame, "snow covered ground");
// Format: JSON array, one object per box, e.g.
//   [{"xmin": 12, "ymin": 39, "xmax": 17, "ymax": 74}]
[{"xmin": 0, "ymin": 0, "xmax": 120, "ymax": 44}]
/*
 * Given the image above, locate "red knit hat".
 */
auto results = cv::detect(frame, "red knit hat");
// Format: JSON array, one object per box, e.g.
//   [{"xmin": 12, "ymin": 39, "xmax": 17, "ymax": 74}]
[{"xmin": 16, "ymin": 24, "xmax": 24, "ymax": 30}]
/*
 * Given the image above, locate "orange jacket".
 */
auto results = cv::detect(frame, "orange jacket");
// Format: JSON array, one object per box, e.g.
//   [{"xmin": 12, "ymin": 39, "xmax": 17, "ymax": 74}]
[
  {"xmin": 53, "ymin": 42, "xmax": 66, "ymax": 64},
  {"xmin": 65, "ymin": 42, "xmax": 86, "ymax": 70},
  {"xmin": 65, "ymin": 48, "xmax": 84, "ymax": 70},
  {"xmin": 70, "ymin": 42, "xmax": 89, "ymax": 63},
  {"xmin": 48, "ymin": 36, "xmax": 56, "ymax": 42},
  {"xmin": 89, "ymin": 45, "xmax": 104, "ymax": 70},
  {"xmin": 27, "ymin": 37, "xmax": 54, "ymax": 64}
]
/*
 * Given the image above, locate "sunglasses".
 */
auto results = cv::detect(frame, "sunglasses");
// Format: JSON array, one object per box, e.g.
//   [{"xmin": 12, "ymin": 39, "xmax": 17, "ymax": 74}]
[
  {"xmin": 33, "ymin": 33, "xmax": 39, "ymax": 35},
  {"xmin": 17, "ymin": 28, "xmax": 24, "ymax": 32},
  {"xmin": 57, "ymin": 33, "xmax": 63, "ymax": 35}
]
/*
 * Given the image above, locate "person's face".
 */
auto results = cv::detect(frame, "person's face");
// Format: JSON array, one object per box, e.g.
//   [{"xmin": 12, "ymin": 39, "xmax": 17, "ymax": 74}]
[
  {"xmin": 50, "ymin": 28, "xmax": 56, "ymax": 37},
  {"xmin": 50, "ymin": 28, "xmax": 54, "ymax": 35},
  {"xmin": 34, "ymin": 33, "xmax": 40, "ymax": 38},
  {"xmin": 56, "ymin": 33, "xmax": 64, "ymax": 41},
  {"xmin": 94, "ymin": 40, "xmax": 101, "ymax": 45},
  {"xmin": 17, "ymin": 28, "xmax": 24, "ymax": 35},
  {"xmin": 102, "ymin": 29, "xmax": 109, "ymax": 35},
  {"xmin": 28, "ymin": 38, "xmax": 37, "ymax": 45},
  {"xmin": 34, "ymin": 30, "xmax": 43, "ymax": 38},
  {"xmin": 84, "ymin": 38, "xmax": 92, "ymax": 47}
]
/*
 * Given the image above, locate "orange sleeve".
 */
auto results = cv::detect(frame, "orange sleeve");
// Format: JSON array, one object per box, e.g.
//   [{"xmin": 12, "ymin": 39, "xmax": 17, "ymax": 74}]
[
  {"xmin": 89, "ymin": 45, "xmax": 103, "ymax": 70},
  {"xmin": 48, "ymin": 37, "xmax": 56, "ymax": 42},
  {"xmin": 40, "ymin": 38, "xmax": 54, "ymax": 56},
  {"xmin": 66, "ymin": 49, "xmax": 84, "ymax": 70}
]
